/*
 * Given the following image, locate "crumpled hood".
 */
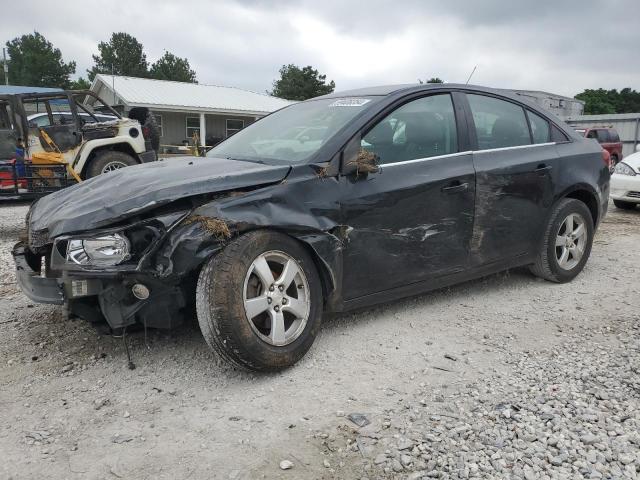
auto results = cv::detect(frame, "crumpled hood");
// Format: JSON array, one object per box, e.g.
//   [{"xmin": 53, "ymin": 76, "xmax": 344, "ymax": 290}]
[{"xmin": 30, "ymin": 156, "xmax": 290, "ymax": 238}]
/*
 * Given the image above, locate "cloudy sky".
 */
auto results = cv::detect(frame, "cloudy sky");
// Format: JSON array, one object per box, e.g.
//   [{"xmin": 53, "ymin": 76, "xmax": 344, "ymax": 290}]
[{"xmin": 4, "ymin": 0, "xmax": 639, "ymax": 97}]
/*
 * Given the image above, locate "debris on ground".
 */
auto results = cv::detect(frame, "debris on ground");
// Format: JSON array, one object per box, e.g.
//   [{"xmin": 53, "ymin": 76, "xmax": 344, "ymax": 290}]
[{"xmin": 347, "ymin": 413, "xmax": 370, "ymax": 428}]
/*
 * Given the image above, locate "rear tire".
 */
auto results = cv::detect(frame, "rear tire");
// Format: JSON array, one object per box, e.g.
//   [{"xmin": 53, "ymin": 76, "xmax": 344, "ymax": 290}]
[
  {"xmin": 529, "ymin": 198, "xmax": 594, "ymax": 283},
  {"xmin": 613, "ymin": 199, "xmax": 637, "ymax": 210},
  {"xmin": 85, "ymin": 150, "xmax": 138, "ymax": 178},
  {"xmin": 196, "ymin": 230, "xmax": 323, "ymax": 371}
]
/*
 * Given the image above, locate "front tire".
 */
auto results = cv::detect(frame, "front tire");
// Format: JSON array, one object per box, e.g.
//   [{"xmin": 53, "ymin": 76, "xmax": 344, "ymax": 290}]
[
  {"xmin": 529, "ymin": 198, "xmax": 594, "ymax": 283},
  {"xmin": 613, "ymin": 199, "xmax": 637, "ymax": 210},
  {"xmin": 196, "ymin": 230, "xmax": 323, "ymax": 371},
  {"xmin": 85, "ymin": 150, "xmax": 138, "ymax": 178}
]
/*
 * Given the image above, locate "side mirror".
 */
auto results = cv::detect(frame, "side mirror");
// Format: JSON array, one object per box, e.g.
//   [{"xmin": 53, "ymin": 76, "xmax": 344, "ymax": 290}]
[
  {"xmin": 341, "ymin": 135, "xmax": 380, "ymax": 176},
  {"xmin": 342, "ymin": 148, "xmax": 380, "ymax": 177}
]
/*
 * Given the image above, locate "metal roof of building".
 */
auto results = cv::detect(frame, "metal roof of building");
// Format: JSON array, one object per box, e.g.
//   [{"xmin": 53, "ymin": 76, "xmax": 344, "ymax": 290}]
[
  {"xmin": 509, "ymin": 89, "xmax": 584, "ymax": 103},
  {"xmin": 92, "ymin": 74, "xmax": 292, "ymax": 115},
  {"xmin": 565, "ymin": 113, "xmax": 640, "ymax": 121}
]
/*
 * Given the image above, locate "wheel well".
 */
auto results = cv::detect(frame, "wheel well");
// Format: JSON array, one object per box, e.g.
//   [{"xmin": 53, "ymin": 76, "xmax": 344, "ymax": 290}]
[
  {"xmin": 296, "ymin": 239, "xmax": 336, "ymax": 302},
  {"xmin": 565, "ymin": 189, "xmax": 598, "ymax": 225},
  {"xmin": 238, "ymin": 228, "xmax": 337, "ymax": 305},
  {"xmin": 83, "ymin": 143, "xmax": 139, "ymax": 175}
]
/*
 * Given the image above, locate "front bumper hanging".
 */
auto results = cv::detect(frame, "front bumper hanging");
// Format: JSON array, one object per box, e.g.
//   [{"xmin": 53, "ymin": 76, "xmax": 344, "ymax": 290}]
[{"xmin": 12, "ymin": 243, "xmax": 64, "ymax": 304}]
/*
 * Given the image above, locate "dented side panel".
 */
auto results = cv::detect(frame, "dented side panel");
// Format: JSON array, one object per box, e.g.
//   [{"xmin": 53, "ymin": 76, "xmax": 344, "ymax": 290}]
[
  {"xmin": 338, "ymin": 154, "xmax": 475, "ymax": 299},
  {"xmin": 470, "ymin": 144, "xmax": 559, "ymax": 265}
]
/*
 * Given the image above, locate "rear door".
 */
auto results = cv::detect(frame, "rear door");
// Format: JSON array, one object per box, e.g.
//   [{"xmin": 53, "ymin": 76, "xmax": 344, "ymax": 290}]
[
  {"xmin": 339, "ymin": 92, "xmax": 476, "ymax": 299},
  {"xmin": 464, "ymin": 93, "xmax": 559, "ymax": 266}
]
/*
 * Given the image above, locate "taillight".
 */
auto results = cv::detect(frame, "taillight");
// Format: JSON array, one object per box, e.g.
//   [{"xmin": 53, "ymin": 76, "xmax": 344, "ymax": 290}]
[
  {"xmin": 602, "ymin": 149, "xmax": 611, "ymax": 168},
  {"xmin": 142, "ymin": 126, "xmax": 151, "ymax": 138}
]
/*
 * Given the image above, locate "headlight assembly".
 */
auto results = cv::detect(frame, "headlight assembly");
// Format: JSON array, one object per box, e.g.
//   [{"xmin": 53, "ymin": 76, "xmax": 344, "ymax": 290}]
[
  {"xmin": 614, "ymin": 162, "xmax": 636, "ymax": 176},
  {"xmin": 66, "ymin": 233, "xmax": 131, "ymax": 266}
]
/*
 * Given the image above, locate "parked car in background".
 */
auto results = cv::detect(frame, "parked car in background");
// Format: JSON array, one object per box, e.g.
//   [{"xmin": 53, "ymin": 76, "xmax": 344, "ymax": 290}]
[
  {"xmin": 610, "ymin": 151, "xmax": 640, "ymax": 210},
  {"xmin": 14, "ymin": 84, "xmax": 609, "ymax": 371},
  {"xmin": 574, "ymin": 127, "xmax": 623, "ymax": 166}
]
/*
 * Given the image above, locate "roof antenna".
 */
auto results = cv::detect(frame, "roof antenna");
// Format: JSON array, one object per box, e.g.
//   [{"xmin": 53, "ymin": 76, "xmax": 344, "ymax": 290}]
[{"xmin": 465, "ymin": 65, "xmax": 478, "ymax": 85}]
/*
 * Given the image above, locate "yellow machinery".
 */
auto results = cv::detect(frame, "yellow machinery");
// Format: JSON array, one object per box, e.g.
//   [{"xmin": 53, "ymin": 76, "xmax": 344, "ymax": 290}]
[{"xmin": 31, "ymin": 130, "xmax": 82, "ymax": 183}]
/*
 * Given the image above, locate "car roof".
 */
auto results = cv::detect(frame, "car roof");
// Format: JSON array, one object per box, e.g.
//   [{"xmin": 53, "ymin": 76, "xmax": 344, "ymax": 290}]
[
  {"xmin": 318, "ymin": 83, "xmax": 524, "ymax": 100},
  {"xmin": 314, "ymin": 83, "xmax": 580, "ymax": 140}
]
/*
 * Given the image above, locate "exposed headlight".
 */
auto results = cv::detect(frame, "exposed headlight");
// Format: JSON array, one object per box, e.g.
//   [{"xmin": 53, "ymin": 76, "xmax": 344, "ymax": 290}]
[
  {"xmin": 614, "ymin": 162, "xmax": 636, "ymax": 176},
  {"xmin": 66, "ymin": 233, "xmax": 131, "ymax": 266}
]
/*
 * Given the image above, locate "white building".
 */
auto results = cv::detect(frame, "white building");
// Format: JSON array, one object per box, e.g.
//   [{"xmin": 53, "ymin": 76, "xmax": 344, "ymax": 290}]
[
  {"xmin": 90, "ymin": 74, "xmax": 292, "ymax": 151},
  {"xmin": 507, "ymin": 90, "xmax": 585, "ymax": 117}
]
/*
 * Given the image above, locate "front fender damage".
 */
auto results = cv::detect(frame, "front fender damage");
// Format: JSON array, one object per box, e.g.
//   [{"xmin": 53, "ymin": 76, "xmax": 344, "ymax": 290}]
[
  {"xmin": 156, "ymin": 180, "xmax": 347, "ymax": 311},
  {"xmin": 67, "ymin": 174, "xmax": 349, "ymax": 332}
]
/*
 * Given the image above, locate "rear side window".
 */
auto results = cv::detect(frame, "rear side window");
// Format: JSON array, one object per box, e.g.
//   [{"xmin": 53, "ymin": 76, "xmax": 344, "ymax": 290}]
[
  {"xmin": 527, "ymin": 110, "xmax": 551, "ymax": 144},
  {"xmin": 467, "ymin": 94, "xmax": 531, "ymax": 150},
  {"xmin": 551, "ymin": 125, "xmax": 569, "ymax": 143}
]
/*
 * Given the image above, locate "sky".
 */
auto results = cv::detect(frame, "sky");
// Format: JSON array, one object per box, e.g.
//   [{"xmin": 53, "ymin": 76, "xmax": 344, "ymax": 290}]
[{"xmin": 4, "ymin": 0, "xmax": 639, "ymax": 98}]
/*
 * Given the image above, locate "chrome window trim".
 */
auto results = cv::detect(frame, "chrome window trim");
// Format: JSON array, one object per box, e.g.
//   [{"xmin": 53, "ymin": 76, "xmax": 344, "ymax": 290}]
[
  {"xmin": 473, "ymin": 142, "xmax": 556, "ymax": 154},
  {"xmin": 379, "ymin": 142, "xmax": 556, "ymax": 168},
  {"xmin": 381, "ymin": 151, "xmax": 473, "ymax": 167}
]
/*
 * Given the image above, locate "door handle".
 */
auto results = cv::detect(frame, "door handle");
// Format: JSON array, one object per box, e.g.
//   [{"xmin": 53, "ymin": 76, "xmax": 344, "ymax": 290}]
[
  {"xmin": 442, "ymin": 181, "xmax": 469, "ymax": 193},
  {"xmin": 535, "ymin": 164, "xmax": 552, "ymax": 175}
]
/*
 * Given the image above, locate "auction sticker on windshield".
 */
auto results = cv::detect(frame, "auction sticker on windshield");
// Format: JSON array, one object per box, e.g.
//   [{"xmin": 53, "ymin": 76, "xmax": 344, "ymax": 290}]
[{"xmin": 329, "ymin": 98, "xmax": 371, "ymax": 107}]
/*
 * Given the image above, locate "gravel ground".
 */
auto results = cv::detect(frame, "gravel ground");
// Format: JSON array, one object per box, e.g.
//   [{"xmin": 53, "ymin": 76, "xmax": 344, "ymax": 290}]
[{"xmin": 0, "ymin": 200, "xmax": 638, "ymax": 480}]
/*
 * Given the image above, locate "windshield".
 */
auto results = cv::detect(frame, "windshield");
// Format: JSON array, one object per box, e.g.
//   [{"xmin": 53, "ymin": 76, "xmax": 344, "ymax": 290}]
[{"xmin": 207, "ymin": 97, "xmax": 379, "ymax": 164}]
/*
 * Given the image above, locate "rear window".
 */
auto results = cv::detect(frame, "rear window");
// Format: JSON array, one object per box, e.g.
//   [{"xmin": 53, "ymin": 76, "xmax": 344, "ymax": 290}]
[
  {"xmin": 596, "ymin": 129, "xmax": 610, "ymax": 143},
  {"xmin": 608, "ymin": 129, "xmax": 620, "ymax": 142}
]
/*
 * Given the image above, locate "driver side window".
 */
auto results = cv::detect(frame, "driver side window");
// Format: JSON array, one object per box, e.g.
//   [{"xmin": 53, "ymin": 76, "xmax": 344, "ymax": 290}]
[{"xmin": 361, "ymin": 94, "xmax": 458, "ymax": 164}]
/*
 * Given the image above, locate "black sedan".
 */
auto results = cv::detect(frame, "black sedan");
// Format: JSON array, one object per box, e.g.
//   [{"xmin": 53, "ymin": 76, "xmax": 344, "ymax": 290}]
[{"xmin": 14, "ymin": 84, "xmax": 609, "ymax": 371}]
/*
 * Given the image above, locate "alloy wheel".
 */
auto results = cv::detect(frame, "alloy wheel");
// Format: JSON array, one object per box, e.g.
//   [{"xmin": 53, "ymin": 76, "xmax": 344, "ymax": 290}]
[
  {"xmin": 555, "ymin": 213, "xmax": 587, "ymax": 270},
  {"xmin": 242, "ymin": 250, "xmax": 310, "ymax": 346}
]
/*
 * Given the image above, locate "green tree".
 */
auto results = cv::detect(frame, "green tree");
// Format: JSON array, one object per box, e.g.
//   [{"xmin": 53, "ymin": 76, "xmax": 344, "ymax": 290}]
[
  {"xmin": 70, "ymin": 77, "xmax": 91, "ymax": 90},
  {"xmin": 1, "ymin": 32, "xmax": 76, "ymax": 88},
  {"xmin": 88, "ymin": 32, "xmax": 148, "ymax": 81},
  {"xmin": 575, "ymin": 88, "xmax": 640, "ymax": 114},
  {"xmin": 149, "ymin": 51, "xmax": 197, "ymax": 83},
  {"xmin": 270, "ymin": 64, "xmax": 335, "ymax": 100}
]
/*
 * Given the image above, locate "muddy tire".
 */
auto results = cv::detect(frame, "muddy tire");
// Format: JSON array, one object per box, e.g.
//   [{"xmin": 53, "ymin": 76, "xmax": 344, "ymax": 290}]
[
  {"xmin": 85, "ymin": 150, "xmax": 138, "ymax": 178},
  {"xmin": 613, "ymin": 200, "xmax": 637, "ymax": 210},
  {"xmin": 196, "ymin": 230, "xmax": 323, "ymax": 371},
  {"xmin": 529, "ymin": 198, "xmax": 594, "ymax": 283}
]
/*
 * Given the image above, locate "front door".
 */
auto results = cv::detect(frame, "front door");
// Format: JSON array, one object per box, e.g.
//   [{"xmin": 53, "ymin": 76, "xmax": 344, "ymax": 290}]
[{"xmin": 339, "ymin": 93, "xmax": 476, "ymax": 300}]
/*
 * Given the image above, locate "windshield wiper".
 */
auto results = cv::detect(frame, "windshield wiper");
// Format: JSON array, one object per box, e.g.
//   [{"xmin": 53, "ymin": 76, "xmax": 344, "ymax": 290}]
[{"xmin": 223, "ymin": 156, "xmax": 266, "ymax": 165}]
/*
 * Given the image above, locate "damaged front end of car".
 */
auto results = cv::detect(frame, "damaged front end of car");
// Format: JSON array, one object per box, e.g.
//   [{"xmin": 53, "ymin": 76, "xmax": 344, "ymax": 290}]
[
  {"xmin": 12, "ymin": 154, "xmax": 349, "ymax": 334},
  {"xmin": 14, "ymin": 209, "xmax": 198, "ymax": 331}
]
